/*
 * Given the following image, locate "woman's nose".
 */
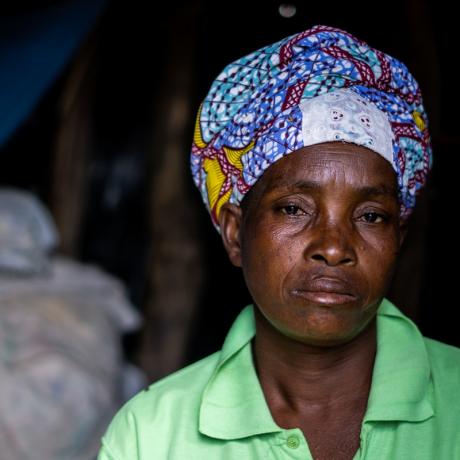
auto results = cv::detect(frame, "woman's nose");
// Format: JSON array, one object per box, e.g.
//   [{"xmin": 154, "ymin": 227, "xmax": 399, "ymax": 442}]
[{"xmin": 304, "ymin": 220, "xmax": 357, "ymax": 267}]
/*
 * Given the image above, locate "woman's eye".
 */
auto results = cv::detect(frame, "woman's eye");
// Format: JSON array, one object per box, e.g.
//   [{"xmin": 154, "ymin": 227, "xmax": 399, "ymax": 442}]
[
  {"xmin": 282, "ymin": 205, "xmax": 304, "ymax": 216},
  {"xmin": 360, "ymin": 212, "xmax": 385, "ymax": 223}
]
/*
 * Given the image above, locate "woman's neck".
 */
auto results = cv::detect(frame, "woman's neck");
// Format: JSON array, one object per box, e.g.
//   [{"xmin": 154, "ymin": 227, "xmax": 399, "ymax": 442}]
[{"xmin": 253, "ymin": 307, "xmax": 377, "ymax": 417}]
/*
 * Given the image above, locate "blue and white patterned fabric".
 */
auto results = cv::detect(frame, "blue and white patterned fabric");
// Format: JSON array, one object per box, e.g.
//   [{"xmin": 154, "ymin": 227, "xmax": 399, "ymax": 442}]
[{"xmin": 191, "ymin": 25, "xmax": 432, "ymax": 228}]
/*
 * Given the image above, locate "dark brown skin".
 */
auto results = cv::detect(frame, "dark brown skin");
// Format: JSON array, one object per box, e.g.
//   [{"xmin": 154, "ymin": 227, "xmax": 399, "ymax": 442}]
[{"xmin": 219, "ymin": 142, "xmax": 407, "ymax": 460}]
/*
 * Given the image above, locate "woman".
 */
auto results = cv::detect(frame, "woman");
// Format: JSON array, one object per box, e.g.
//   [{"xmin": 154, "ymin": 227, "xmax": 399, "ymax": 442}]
[{"xmin": 98, "ymin": 25, "xmax": 460, "ymax": 459}]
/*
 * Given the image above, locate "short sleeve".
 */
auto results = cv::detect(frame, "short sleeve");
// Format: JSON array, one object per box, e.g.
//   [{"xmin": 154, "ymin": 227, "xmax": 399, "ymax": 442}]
[
  {"xmin": 97, "ymin": 405, "xmax": 141, "ymax": 460},
  {"xmin": 97, "ymin": 441, "xmax": 120, "ymax": 460}
]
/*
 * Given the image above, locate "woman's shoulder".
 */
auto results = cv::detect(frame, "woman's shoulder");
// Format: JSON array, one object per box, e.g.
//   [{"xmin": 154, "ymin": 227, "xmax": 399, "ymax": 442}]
[
  {"xmin": 99, "ymin": 351, "xmax": 221, "ymax": 459},
  {"xmin": 423, "ymin": 337, "xmax": 460, "ymax": 392},
  {"xmin": 424, "ymin": 336, "xmax": 460, "ymax": 364},
  {"xmin": 119, "ymin": 350, "xmax": 220, "ymax": 419}
]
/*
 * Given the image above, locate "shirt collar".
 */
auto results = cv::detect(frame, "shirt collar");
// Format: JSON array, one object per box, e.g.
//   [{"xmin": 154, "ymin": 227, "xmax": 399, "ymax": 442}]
[
  {"xmin": 199, "ymin": 299, "xmax": 434, "ymax": 440},
  {"xmin": 364, "ymin": 299, "xmax": 434, "ymax": 423},
  {"xmin": 199, "ymin": 306, "xmax": 280, "ymax": 439}
]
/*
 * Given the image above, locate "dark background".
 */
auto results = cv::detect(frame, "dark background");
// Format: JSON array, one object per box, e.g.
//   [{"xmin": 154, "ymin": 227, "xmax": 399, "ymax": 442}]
[{"xmin": 0, "ymin": 0, "xmax": 457, "ymax": 380}]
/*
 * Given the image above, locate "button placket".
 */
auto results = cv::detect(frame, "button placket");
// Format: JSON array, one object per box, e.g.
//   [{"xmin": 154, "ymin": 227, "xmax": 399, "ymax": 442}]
[{"xmin": 286, "ymin": 435, "xmax": 300, "ymax": 449}]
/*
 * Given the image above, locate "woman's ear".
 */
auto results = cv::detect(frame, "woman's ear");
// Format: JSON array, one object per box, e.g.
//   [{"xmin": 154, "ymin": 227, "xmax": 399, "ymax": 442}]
[{"xmin": 219, "ymin": 203, "xmax": 243, "ymax": 267}]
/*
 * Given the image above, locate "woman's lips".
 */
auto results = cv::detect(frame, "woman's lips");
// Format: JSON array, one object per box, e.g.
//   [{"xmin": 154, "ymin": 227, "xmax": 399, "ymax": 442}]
[
  {"xmin": 291, "ymin": 277, "xmax": 358, "ymax": 306},
  {"xmin": 292, "ymin": 290, "xmax": 357, "ymax": 305}
]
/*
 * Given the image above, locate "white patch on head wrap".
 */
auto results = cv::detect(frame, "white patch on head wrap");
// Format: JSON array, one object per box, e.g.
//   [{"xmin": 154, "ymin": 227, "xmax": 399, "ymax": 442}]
[{"xmin": 299, "ymin": 88, "xmax": 396, "ymax": 170}]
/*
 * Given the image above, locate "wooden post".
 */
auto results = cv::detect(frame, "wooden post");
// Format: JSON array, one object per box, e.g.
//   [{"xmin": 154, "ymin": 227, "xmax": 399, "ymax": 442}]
[
  {"xmin": 139, "ymin": 2, "xmax": 204, "ymax": 381},
  {"xmin": 51, "ymin": 34, "xmax": 97, "ymax": 256}
]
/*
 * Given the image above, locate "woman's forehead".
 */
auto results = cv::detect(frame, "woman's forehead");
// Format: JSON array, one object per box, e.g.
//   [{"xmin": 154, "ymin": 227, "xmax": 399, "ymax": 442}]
[{"xmin": 261, "ymin": 143, "xmax": 398, "ymax": 195}]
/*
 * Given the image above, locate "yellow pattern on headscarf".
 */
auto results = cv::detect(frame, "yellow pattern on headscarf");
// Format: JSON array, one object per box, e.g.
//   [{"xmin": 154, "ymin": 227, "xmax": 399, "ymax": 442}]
[
  {"xmin": 203, "ymin": 157, "xmax": 226, "ymax": 214},
  {"xmin": 214, "ymin": 188, "xmax": 232, "ymax": 220},
  {"xmin": 193, "ymin": 104, "xmax": 256, "ymax": 222},
  {"xmin": 412, "ymin": 111, "xmax": 426, "ymax": 132},
  {"xmin": 193, "ymin": 104, "xmax": 207, "ymax": 149},
  {"xmin": 223, "ymin": 141, "xmax": 254, "ymax": 172},
  {"xmin": 203, "ymin": 141, "xmax": 256, "ymax": 222}
]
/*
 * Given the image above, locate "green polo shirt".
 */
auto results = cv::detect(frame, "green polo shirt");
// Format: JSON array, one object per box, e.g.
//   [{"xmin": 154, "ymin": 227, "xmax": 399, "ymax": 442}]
[{"xmin": 98, "ymin": 299, "xmax": 460, "ymax": 459}]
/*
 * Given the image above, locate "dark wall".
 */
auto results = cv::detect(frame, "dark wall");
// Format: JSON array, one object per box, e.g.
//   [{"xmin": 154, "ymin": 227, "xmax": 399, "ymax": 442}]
[{"xmin": 0, "ymin": 0, "xmax": 457, "ymax": 367}]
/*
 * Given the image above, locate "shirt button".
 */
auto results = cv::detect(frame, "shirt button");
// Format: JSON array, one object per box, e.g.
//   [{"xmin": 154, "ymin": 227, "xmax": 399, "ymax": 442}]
[{"xmin": 287, "ymin": 435, "xmax": 300, "ymax": 449}]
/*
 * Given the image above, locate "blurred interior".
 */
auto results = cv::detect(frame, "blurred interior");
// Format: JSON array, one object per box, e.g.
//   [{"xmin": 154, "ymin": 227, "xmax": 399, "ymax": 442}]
[{"xmin": 0, "ymin": 0, "xmax": 456, "ymax": 387}]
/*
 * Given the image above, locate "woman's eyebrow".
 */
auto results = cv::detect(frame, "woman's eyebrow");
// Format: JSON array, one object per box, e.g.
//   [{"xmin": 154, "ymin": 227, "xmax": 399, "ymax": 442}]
[
  {"xmin": 266, "ymin": 180, "xmax": 322, "ymax": 192},
  {"xmin": 268, "ymin": 180, "xmax": 398, "ymax": 198},
  {"xmin": 358, "ymin": 185, "xmax": 398, "ymax": 199}
]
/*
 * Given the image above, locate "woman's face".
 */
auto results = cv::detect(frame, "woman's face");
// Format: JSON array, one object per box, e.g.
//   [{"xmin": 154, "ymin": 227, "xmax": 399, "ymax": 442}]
[{"xmin": 220, "ymin": 142, "xmax": 406, "ymax": 347}]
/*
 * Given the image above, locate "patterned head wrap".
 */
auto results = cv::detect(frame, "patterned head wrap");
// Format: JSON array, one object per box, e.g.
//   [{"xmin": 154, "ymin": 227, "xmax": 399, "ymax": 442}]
[{"xmin": 191, "ymin": 25, "xmax": 432, "ymax": 230}]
